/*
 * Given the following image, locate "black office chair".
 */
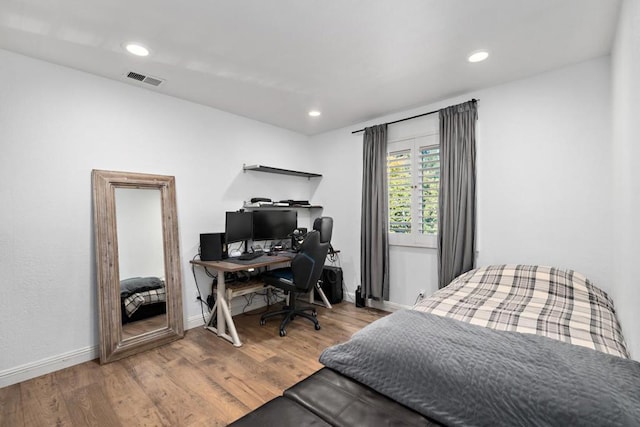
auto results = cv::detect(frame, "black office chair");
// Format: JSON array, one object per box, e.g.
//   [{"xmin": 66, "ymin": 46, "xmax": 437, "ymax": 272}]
[
  {"xmin": 312, "ymin": 216, "xmax": 333, "ymax": 245},
  {"xmin": 260, "ymin": 217, "xmax": 333, "ymax": 336}
]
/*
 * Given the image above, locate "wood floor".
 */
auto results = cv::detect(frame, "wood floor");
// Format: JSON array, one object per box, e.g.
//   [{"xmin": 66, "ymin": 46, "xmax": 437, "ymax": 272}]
[
  {"xmin": 122, "ymin": 314, "xmax": 167, "ymax": 339},
  {"xmin": 0, "ymin": 302, "xmax": 388, "ymax": 427}
]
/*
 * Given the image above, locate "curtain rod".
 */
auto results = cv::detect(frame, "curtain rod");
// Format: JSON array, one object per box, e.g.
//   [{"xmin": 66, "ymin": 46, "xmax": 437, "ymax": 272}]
[{"xmin": 351, "ymin": 98, "xmax": 478, "ymax": 134}]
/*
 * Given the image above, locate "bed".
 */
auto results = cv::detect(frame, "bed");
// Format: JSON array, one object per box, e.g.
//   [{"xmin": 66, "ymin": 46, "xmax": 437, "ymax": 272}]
[
  {"xmin": 411, "ymin": 264, "xmax": 629, "ymax": 358},
  {"xmin": 119, "ymin": 276, "xmax": 166, "ymax": 324},
  {"xmin": 230, "ymin": 265, "xmax": 640, "ymax": 426}
]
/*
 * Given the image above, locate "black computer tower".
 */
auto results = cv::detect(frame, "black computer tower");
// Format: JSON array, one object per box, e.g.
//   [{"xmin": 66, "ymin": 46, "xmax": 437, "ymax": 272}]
[
  {"xmin": 200, "ymin": 233, "xmax": 227, "ymax": 261},
  {"xmin": 317, "ymin": 266, "xmax": 343, "ymax": 304}
]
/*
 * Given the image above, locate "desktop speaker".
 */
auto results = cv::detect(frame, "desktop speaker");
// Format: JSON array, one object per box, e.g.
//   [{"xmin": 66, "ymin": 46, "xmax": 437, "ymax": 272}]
[
  {"xmin": 200, "ymin": 233, "xmax": 227, "ymax": 261},
  {"xmin": 317, "ymin": 266, "xmax": 343, "ymax": 304}
]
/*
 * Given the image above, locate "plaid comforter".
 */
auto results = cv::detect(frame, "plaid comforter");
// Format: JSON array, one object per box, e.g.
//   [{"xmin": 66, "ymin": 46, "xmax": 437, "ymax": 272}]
[
  {"xmin": 123, "ymin": 287, "xmax": 166, "ymax": 317},
  {"xmin": 413, "ymin": 265, "xmax": 630, "ymax": 359}
]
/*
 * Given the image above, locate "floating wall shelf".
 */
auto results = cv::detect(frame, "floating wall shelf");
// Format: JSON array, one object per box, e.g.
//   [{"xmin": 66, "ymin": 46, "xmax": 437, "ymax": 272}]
[
  {"xmin": 243, "ymin": 164, "xmax": 322, "ymax": 179},
  {"xmin": 243, "ymin": 202, "xmax": 323, "ymax": 210}
]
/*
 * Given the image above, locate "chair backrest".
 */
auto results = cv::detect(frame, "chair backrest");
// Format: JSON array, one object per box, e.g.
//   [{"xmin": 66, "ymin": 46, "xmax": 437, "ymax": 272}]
[
  {"xmin": 291, "ymin": 230, "xmax": 330, "ymax": 293},
  {"xmin": 312, "ymin": 216, "xmax": 333, "ymax": 244}
]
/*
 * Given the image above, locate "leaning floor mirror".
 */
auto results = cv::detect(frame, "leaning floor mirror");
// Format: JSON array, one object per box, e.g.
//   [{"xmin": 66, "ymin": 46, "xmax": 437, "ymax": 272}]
[{"xmin": 92, "ymin": 170, "xmax": 184, "ymax": 364}]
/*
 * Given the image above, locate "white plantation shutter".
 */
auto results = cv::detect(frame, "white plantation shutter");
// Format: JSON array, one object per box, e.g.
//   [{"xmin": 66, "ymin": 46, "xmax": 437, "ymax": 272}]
[
  {"xmin": 387, "ymin": 149, "xmax": 412, "ymax": 233},
  {"xmin": 387, "ymin": 132, "xmax": 439, "ymax": 247},
  {"xmin": 419, "ymin": 145, "xmax": 440, "ymax": 235}
]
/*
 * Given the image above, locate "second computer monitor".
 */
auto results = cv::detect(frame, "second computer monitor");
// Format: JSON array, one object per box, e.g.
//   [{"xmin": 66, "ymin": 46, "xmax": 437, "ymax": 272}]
[
  {"xmin": 225, "ymin": 211, "xmax": 253, "ymax": 244},
  {"xmin": 252, "ymin": 210, "xmax": 297, "ymax": 241}
]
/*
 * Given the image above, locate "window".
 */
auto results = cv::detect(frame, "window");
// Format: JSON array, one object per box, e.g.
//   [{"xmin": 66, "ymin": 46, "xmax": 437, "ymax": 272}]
[{"xmin": 387, "ymin": 132, "xmax": 439, "ymax": 247}]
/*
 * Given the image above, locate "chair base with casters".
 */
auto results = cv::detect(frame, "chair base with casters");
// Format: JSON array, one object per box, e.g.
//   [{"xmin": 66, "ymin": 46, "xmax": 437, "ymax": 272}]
[
  {"xmin": 260, "ymin": 266, "xmax": 322, "ymax": 336},
  {"xmin": 260, "ymin": 293, "xmax": 321, "ymax": 337}
]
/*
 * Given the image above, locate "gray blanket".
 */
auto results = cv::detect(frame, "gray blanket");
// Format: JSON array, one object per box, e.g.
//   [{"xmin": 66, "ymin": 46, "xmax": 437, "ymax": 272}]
[{"xmin": 319, "ymin": 310, "xmax": 640, "ymax": 426}]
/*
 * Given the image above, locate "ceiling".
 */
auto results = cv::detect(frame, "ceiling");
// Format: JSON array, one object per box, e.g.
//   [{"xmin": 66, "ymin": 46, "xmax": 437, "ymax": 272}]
[{"xmin": 0, "ymin": 0, "xmax": 621, "ymax": 135}]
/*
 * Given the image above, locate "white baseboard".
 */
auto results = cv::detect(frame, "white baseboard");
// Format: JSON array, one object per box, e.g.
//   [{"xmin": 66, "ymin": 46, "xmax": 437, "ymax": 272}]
[
  {"xmin": 1, "ymin": 294, "xmax": 405, "ymax": 389},
  {"xmin": 0, "ymin": 312, "xmax": 221, "ymax": 388},
  {"xmin": 0, "ymin": 345, "xmax": 98, "ymax": 388},
  {"xmin": 187, "ymin": 313, "xmax": 206, "ymax": 329},
  {"xmin": 343, "ymin": 291, "xmax": 411, "ymax": 312},
  {"xmin": 0, "ymin": 311, "xmax": 232, "ymax": 388},
  {"xmin": 0, "ymin": 311, "xmax": 218, "ymax": 388}
]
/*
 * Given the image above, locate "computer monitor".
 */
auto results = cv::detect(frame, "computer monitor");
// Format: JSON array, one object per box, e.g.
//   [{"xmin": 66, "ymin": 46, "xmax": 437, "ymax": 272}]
[
  {"xmin": 252, "ymin": 210, "xmax": 297, "ymax": 241},
  {"xmin": 225, "ymin": 211, "xmax": 253, "ymax": 244}
]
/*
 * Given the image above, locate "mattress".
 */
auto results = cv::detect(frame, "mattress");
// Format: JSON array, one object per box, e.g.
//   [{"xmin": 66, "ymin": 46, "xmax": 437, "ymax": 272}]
[{"xmin": 413, "ymin": 264, "xmax": 629, "ymax": 358}]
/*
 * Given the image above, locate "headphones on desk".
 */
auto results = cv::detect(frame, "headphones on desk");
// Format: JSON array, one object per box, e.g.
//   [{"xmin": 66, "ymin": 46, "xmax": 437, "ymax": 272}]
[{"xmin": 291, "ymin": 228, "xmax": 306, "ymax": 251}]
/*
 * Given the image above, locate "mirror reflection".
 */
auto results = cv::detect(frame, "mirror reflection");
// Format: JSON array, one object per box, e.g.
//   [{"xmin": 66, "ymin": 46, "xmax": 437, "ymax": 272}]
[{"xmin": 115, "ymin": 188, "xmax": 167, "ymax": 339}]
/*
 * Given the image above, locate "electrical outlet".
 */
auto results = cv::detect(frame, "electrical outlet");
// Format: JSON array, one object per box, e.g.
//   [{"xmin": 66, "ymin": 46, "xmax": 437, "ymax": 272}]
[{"xmin": 418, "ymin": 289, "xmax": 425, "ymax": 300}]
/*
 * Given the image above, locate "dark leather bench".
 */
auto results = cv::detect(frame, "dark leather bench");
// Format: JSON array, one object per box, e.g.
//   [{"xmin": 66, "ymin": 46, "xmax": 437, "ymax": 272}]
[{"xmin": 229, "ymin": 368, "xmax": 441, "ymax": 426}]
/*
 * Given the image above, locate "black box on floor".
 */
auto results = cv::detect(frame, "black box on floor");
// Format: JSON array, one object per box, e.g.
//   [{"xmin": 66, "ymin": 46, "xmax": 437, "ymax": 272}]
[
  {"xmin": 316, "ymin": 266, "xmax": 343, "ymax": 304},
  {"xmin": 355, "ymin": 286, "xmax": 365, "ymax": 308}
]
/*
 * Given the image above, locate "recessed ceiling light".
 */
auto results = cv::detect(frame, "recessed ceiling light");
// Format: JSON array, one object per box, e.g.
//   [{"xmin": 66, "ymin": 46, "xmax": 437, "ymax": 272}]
[
  {"xmin": 468, "ymin": 50, "xmax": 489, "ymax": 63},
  {"xmin": 125, "ymin": 43, "xmax": 150, "ymax": 57},
  {"xmin": 308, "ymin": 110, "xmax": 321, "ymax": 117}
]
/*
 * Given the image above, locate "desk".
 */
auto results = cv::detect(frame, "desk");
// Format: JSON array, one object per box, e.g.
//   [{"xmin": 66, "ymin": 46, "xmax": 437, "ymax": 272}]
[{"xmin": 190, "ymin": 256, "xmax": 291, "ymax": 347}]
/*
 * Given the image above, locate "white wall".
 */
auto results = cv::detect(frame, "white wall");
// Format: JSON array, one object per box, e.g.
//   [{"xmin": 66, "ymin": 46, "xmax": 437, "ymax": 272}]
[
  {"xmin": 312, "ymin": 56, "xmax": 614, "ymax": 312},
  {"xmin": 611, "ymin": 0, "xmax": 640, "ymax": 359},
  {"xmin": 0, "ymin": 48, "xmax": 317, "ymax": 385},
  {"xmin": 474, "ymin": 58, "xmax": 613, "ymax": 284}
]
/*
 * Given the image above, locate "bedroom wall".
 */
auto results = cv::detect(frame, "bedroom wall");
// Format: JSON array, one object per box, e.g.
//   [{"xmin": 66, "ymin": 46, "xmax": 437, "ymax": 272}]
[
  {"xmin": 0, "ymin": 48, "xmax": 317, "ymax": 386},
  {"xmin": 611, "ymin": 0, "xmax": 640, "ymax": 360},
  {"xmin": 311, "ymin": 56, "xmax": 614, "ymax": 311}
]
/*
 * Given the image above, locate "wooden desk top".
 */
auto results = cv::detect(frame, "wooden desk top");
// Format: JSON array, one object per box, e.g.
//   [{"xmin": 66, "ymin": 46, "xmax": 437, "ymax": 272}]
[{"xmin": 190, "ymin": 255, "xmax": 291, "ymax": 272}]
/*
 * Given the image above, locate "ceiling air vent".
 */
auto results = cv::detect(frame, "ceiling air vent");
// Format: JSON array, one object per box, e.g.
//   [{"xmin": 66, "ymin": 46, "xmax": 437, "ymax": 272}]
[{"xmin": 125, "ymin": 71, "xmax": 164, "ymax": 87}]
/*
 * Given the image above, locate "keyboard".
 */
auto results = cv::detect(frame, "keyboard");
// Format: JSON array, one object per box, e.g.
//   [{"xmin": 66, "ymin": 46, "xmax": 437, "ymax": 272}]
[{"xmin": 238, "ymin": 252, "xmax": 263, "ymax": 260}]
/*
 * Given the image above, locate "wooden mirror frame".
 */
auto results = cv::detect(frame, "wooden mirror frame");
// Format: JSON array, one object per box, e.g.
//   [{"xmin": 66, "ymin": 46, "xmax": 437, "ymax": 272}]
[{"xmin": 92, "ymin": 170, "xmax": 184, "ymax": 363}]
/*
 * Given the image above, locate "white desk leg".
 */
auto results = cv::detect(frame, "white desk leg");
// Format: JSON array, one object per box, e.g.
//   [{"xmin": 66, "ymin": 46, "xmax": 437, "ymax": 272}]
[
  {"xmin": 218, "ymin": 297, "xmax": 241, "ymax": 347},
  {"xmin": 203, "ymin": 269, "xmax": 242, "ymax": 347},
  {"xmin": 305, "ymin": 281, "xmax": 332, "ymax": 309},
  {"xmin": 315, "ymin": 283, "xmax": 333, "ymax": 309},
  {"xmin": 217, "ymin": 269, "xmax": 225, "ymax": 338}
]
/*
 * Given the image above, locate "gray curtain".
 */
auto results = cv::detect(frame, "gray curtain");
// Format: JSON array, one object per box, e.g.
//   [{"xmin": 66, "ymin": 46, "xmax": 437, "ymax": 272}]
[
  {"xmin": 361, "ymin": 124, "xmax": 390, "ymax": 301},
  {"xmin": 438, "ymin": 100, "xmax": 477, "ymax": 288}
]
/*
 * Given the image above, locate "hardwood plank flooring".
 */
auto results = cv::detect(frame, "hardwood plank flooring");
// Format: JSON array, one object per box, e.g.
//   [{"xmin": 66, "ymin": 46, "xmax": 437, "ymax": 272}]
[
  {"xmin": 0, "ymin": 302, "xmax": 388, "ymax": 427},
  {"xmin": 122, "ymin": 314, "xmax": 167, "ymax": 340}
]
